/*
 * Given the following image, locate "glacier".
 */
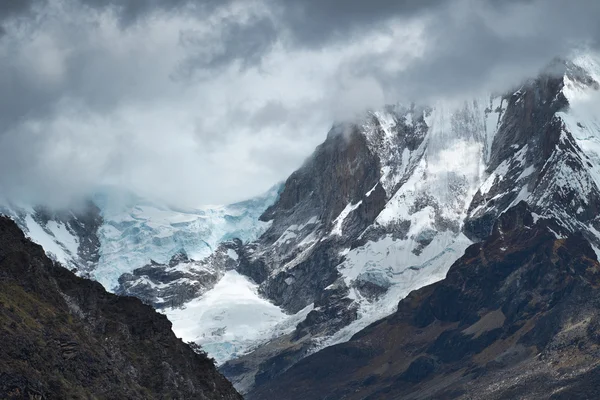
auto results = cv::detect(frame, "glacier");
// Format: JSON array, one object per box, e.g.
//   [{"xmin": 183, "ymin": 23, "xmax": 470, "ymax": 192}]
[
  {"xmin": 0, "ymin": 184, "xmax": 281, "ymax": 292},
  {"xmin": 93, "ymin": 185, "xmax": 280, "ymax": 290}
]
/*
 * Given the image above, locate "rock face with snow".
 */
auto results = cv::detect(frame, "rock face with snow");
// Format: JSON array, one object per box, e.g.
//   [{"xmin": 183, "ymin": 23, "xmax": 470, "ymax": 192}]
[
  {"xmin": 220, "ymin": 54, "xmax": 600, "ymax": 394},
  {"xmin": 221, "ymin": 96, "xmax": 494, "ymax": 391},
  {"xmin": 0, "ymin": 201, "xmax": 103, "ymax": 272},
  {"xmin": 116, "ymin": 240, "xmax": 243, "ymax": 309},
  {"xmin": 465, "ymin": 60, "xmax": 600, "ymax": 242},
  {"xmin": 247, "ymin": 203, "xmax": 600, "ymax": 399}
]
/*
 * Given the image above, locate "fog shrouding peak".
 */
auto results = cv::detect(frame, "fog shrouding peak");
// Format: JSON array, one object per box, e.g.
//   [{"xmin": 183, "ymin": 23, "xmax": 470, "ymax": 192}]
[{"xmin": 1, "ymin": 0, "xmax": 599, "ymax": 208}]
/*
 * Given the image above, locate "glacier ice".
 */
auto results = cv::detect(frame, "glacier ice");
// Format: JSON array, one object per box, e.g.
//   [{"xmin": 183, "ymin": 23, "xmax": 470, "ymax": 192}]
[{"xmin": 92, "ymin": 185, "xmax": 280, "ymax": 290}]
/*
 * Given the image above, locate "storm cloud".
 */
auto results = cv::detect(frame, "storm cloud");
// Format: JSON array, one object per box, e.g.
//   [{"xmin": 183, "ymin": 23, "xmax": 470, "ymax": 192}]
[{"xmin": 0, "ymin": 0, "xmax": 599, "ymax": 208}]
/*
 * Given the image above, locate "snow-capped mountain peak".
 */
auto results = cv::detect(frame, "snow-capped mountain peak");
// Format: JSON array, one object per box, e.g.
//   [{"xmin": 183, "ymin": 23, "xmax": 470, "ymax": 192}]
[{"xmin": 221, "ymin": 53, "xmax": 600, "ymax": 394}]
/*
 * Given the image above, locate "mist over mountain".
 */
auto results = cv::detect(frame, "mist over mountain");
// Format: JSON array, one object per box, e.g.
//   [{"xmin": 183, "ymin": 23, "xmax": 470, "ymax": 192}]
[
  {"xmin": 1, "ymin": 0, "xmax": 599, "ymax": 209},
  {"xmin": 2, "ymin": 1, "xmax": 600, "ymax": 399}
]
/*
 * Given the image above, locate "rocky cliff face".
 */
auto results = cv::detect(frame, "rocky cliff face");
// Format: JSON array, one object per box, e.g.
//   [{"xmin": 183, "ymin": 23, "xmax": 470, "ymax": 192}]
[
  {"xmin": 0, "ymin": 216, "xmax": 241, "ymax": 400},
  {"xmin": 248, "ymin": 203, "xmax": 600, "ymax": 399},
  {"xmin": 0, "ymin": 201, "xmax": 103, "ymax": 273},
  {"xmin": 116, "ymin": 240, "xmax": 243, "ymax": 309},
  {"xmin": 464, "ymin": 60, "xmax": 600, "ymax": 242}
]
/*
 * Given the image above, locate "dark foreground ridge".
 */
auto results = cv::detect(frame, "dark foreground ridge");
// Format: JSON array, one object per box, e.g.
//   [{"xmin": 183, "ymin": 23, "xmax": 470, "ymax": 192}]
[
  {"xmin": 250, "ymin": 202, "xmax": 600, "ymax": 399},
  {"xmin": 0, "ymin": 216, "xmax": 241, "ymax": 399}
]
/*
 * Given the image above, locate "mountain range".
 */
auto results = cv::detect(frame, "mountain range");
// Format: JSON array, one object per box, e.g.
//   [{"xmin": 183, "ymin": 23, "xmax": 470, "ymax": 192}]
[{"xmin": 2, "ymin": 52, "xmax": 600, "ymax": 399}]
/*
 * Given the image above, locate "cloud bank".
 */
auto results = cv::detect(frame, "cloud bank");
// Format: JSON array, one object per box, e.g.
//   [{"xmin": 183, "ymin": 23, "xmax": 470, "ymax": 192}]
[{"xmin": 0, "ymin": 0, "xmax": 598, "ymax": 208}]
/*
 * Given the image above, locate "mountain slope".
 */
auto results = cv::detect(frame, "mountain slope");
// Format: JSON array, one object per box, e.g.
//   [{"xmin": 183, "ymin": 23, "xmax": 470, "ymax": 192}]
[
  {"xmin": 0, "ymin": 216, "xmax": 241, "ymax": 399},
  {"xmin": 221, "ymin": 53, "xmax": 600, "ymax": 393},
  {"xmin": 248, "ymin": 203, "xmax": 600, "ymax": 400}
]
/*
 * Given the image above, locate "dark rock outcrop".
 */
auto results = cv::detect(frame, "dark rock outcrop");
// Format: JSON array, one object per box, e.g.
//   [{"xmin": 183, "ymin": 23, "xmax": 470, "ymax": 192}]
[
  {"xmin": 260, "ymin": 124, "xmax": 383, "ymax": 232},
  {"xmin": 117, "ymin": 240, "xmax": 243, "ymax": 309},
  {"xmin": 0, "ymin": 216, "xmax": 241, "ymax": 400}
]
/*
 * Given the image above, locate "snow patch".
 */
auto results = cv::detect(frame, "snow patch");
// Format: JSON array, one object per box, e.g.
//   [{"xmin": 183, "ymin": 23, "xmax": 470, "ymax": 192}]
[
  {"xmin": 331, "ymin": 201, "xmax": 362, "ymax": 236},
  {"xmin": 24, "ymin": 215, "xmax": 71, "ymax": 266},
  {"xmin": 325, "ymin": 233, "xmax": 472, "ymax": 349},
  {"xmin": 165, "ymin": 270, "xmax": 311, "ymax": 364},
  {"xmin": 226, "ymin": 249, "xmax": 239, "ymax": 261}
]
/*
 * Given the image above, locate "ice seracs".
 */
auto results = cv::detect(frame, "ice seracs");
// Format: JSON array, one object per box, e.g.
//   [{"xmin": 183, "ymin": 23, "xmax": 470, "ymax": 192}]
[{"xmin": 94, "ymin": 185, "xmax": 280, "ymax": 290}]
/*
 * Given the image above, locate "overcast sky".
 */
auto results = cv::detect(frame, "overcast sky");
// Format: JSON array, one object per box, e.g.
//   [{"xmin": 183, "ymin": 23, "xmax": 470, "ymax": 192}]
[{"xmin": 0, "ymin": 0, "xmax": 599, "ymax": 208}]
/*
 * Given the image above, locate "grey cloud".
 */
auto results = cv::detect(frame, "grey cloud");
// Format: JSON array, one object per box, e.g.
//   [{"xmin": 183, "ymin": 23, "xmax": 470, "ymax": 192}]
[
  {"xmin": 0, "ymin": 0, "xmax": 40, "ymax": 18},
  {"xmin": 176, "ymin": 14, "xmax": 277, "ymax": 77},
  {"xmin": 77, "ymin": 0, "xmax": 222, "ymax": 27},
  {"xmin": 380, "ymin": 0, "xmax": 600, "ymax": 101},
  {"xmin": 0, "ymin": 0, "xmax": 559, "ymax": 78},
  {"xmin": 0, "ymin": 0, "xmax": 228, "ymax": 38},
  {"xmin": 248, "ymin": 101, "xmax": 290, "ymax": 128},
  {"xmin": 171, "ymin": 0, "xmax": 600, "ymax": 99},
  {"xmin": 303, "ymin": 0, "xmax": 600, "ymax": 106},
  {"xmin": 1, "ymin": 0, "xmax": 600, "ymax": 208},
  {"xmin": 0, "ymin": 0, "xmax": 270, "ymax": 133},
  {"xmin": 268, "ymin": 0, "xmax": 532, "ymax": 48},
  {"xmin": 0, "ymin": 56, "xmax": 58, "ymax": 132},
  {"xmin": 192, "ymin": 99, "xmax": 322, "ymax": 150},
  {"xmin": 0, "ymin": 0, "xmax": 45, "ymax": 35},
  {"xmin": 271, "ymin": 0, "xmax": 441, "ymax": 47},
  {"xmin": 0, "ymin": 27, "xmax": 164, "ymax": 133}
]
